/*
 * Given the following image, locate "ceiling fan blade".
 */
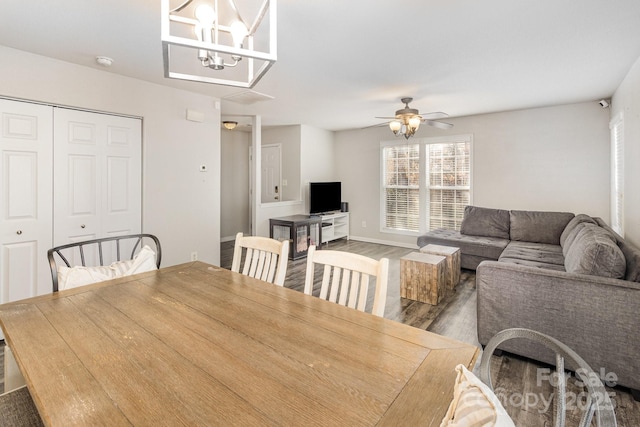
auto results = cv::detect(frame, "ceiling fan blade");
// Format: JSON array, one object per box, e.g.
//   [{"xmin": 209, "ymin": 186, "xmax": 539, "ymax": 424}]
[
  {"xmin": 421, "ymin": 112, "xmax": 449, "ymax": 120},
  {"xmin": 425, "ymin": 120, "xmax": 454, "ymax": 129},
  {"xmin": 375, "ymin": 116, "xmax": 398, "ymax": 120},
  {"xmin": 361, "ymin": 122, "xmax": 391, "ymax": 129}
]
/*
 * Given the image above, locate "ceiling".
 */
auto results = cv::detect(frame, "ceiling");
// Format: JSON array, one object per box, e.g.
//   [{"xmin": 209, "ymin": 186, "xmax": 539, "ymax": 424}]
[{"xmin": 2, "ymin": 0, "xmax": 640, "ymax": 131}]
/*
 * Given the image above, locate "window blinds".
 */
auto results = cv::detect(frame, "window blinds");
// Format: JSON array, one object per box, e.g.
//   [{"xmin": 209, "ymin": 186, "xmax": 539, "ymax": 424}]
[
  {"xmin": 381, "ymin": 136, "xmax": 471, "ymax": 234},
  {"xmin": 383, "ymin": 144, "xmax": 420, "ymax": 231}
]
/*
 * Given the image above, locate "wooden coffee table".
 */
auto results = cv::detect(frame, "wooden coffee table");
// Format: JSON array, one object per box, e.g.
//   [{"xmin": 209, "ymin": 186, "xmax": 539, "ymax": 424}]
[
  {"xmin": 419, "ymin": 244, "xmax": 461, "ymax": 291},
  {"xmin": 400, "ymin": 252, "xmax": 446, "ymax": 305}
]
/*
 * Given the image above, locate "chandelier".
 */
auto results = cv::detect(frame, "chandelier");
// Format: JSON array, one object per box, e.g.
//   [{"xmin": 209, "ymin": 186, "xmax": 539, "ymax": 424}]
[{"xmin": 161, "ymin": 0, "xmax": 277, "ymax": 88}]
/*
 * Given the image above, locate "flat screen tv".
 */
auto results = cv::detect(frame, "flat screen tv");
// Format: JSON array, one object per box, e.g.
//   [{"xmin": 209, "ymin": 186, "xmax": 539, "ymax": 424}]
[{"xmin": 309, "ymin": 182, "xmax": 341, "ymax": 215}]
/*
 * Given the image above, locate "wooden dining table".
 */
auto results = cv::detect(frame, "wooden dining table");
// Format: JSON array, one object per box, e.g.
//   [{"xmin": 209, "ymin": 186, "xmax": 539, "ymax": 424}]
[{"xmin": 0, "ymin": 261, "xmax": 479, "ymax": 426}]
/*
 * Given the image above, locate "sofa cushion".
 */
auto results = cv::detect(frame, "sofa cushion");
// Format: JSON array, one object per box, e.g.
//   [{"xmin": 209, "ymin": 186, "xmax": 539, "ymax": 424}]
[
  {"xmin": 417, "ymin": 228, "xmax": 509, "ymax": 260},
  {"xmin": 565, "ymin": 224, "xmax": 626, "ymax": 278},
  {"xmin": 510, "ymin": 210, "xmax": 575, "ymax": 245},
  {"xmin": 460, "ymin": 206, "xmax": 510, "ymax": 239},
  {"xmin": 594, "ymin": 218, "xmax": 640, "ymax": 282},
  {"xmin": 560, "ymin": 214, "xmax": 597, "ymax": 247},
  {"xmin": 562, "ymin": 222, "xmax": 588, "ymax": 257},
  {"xmin": 500, "ymin": 241, "xmax": 565, "ymax": 266}
]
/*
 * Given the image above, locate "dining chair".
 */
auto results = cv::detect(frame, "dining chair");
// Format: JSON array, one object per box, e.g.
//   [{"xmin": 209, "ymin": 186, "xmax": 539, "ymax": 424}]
[
  {"xmin": 47, "ymin": 233, "xmax": 161, "ymax": 291},
  {"xmin": 231, "ymin": 232, "xmax": 290, "ymax": 286},
  {"xmin": 303, "ymin": 245, "xmax": 389, "ymax": 317},
  {"xmin": 478, "ymin": 328, "xmax": 617, "ymax": 427}
]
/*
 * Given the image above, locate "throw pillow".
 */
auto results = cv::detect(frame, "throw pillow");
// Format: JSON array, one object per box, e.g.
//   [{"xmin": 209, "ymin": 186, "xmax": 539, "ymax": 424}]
[
  {"xmin": 565, "ymin": 224, "xmax": 626, "ymax": 278},
  {"xmin": 460, "ymin": 206, "xmax": 510, "ymax": 239},
  {"xmin": 560, "ymin": 214, "xmax": 597, "ymax": 248},
  {"xmin": 509, "ymin": 210, "xmax": 574, "ymax": 245},
  {"xmin": 562, "ymin": 222, "xmax": 587, "ymax": 257},
  {"xmin": 57, "ymin": 246, "xmax": 158, "ymax": 291},
  {"xmin": 122, "ymin": 245, "xmax": 158, "ymax": 275},
  {"xmin": 440, "ymin": 364, "xmax": 515, "ymax": 427},
  {"xmin": 57, "ymin": 265, "xmax": 115, "ymax": 291}
]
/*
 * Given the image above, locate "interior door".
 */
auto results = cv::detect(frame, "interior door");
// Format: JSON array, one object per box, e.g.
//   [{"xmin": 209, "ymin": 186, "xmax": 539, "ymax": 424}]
[
  {"xmin": 53, "ymin": 108, "xmax": 141, "ymax": 264},
  {"xmin": 261, "ymin": 144, "xmax": 281, "ymax": 203},
  {"xmin": 0, "ymin": 99, "xmax": 53, "ymax": 304}
]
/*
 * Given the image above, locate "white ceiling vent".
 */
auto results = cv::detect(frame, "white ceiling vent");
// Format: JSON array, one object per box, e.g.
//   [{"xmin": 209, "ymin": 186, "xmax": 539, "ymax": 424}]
[{"xmin": 223, "ymin": 90, "xmax": 274, "ymax": 105}]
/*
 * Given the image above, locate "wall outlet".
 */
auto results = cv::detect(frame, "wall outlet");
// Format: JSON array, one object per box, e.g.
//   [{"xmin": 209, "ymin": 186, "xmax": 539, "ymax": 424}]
[
  {"xmin": 361, "ymin": 221, "xmax": 367, "ymax": 228},
  {"xmin": 191, "ymin": 251, "xmax": 198, "ymax": 261}
]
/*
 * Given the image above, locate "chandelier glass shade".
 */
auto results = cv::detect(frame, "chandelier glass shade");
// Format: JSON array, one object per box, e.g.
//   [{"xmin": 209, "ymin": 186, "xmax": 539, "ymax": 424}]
[
  {"xmin": 389, "ymin": 116, "xmax": 422, "ymax": 139},
  {"xmin": 161, "ymin": 0, "xmax": 277, "ymax": 88}
]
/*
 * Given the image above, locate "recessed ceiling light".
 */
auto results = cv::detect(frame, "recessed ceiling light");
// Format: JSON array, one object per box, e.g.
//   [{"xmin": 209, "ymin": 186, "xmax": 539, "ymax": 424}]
[{"xmin": 95, "ymin": 56, "xmax": 113, "ymax": 67}]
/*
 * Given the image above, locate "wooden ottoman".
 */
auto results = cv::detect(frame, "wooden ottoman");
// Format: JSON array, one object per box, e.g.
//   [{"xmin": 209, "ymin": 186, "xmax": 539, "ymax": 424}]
[
  {"xmin": 400, "ymin": 252, "xmax": 446, "ymax": 305},
  {"xmin": 419, "ymin": 244, "xmax": 461, "ymax": 291}
]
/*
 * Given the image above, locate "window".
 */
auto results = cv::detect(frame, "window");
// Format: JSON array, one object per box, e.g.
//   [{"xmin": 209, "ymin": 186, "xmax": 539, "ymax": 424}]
[
  {"xmin": 381, "ymin": 135, "xmax": 472, "ymax": 234},
  {"xmin": 610, "ymin": 113, "xmax": 624, "ymax": 236},
  {"xmin": 427, "ymin": 142, "xmax": 471, "ymax": 230},
  {"xmin": 382, "ymin": 144, "xmax": 420, "ymax": 232}
]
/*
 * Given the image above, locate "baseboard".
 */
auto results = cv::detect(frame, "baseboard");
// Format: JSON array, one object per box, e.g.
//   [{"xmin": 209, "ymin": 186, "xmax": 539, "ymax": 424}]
[
  {"xmin": 348, "ymin": 235, "xmax": 418, "ymax": 249},
  {"xmin": 221, "ymin": 235, "xmax": 237, "ymax": 243}
]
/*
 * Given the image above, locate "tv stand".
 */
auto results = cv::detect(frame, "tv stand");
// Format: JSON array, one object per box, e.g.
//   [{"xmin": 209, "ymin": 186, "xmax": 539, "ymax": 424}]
[
  {"xmin": 319, "ymin": 212, "xmax": 349, "ymax": 244},
  {"xmin": 269, "ymin": 215, "xmax": 322, "ymax": 260}
]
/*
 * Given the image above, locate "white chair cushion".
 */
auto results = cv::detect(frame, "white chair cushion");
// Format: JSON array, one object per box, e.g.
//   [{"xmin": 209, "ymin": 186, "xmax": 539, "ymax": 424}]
[
  {"xmin": 57, "ymin": 265, "xmax": 115, "ymax": 291},
  {"xmin": 440, "ymin": 364, "xmax": 515, "ymax": 427},
  {"xmin": 118, "ymin": 245, "xmax": 157, "ymax": 276},
  {"xmin": 57, "ymin": 245, "xmax": 157, "ymax": 290}
]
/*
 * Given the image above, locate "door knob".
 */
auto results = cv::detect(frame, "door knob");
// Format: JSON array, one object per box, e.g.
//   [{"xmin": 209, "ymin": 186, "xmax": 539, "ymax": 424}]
[{"xmin": 16, "ymin": 230, "xmax": 22, "ymax": 235}]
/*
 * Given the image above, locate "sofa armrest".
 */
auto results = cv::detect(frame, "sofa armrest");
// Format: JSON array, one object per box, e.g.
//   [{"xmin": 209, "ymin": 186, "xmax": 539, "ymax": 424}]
[{"xmin": 476, "ymin": 261, "xmax": 640, "ymax": 390}]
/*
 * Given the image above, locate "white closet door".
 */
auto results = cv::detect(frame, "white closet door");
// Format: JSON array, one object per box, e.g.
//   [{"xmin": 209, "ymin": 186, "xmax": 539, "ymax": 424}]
[
  {"xmin": 53, "ymin": 108, "xmax": 141, "ymax": 264},
  {"xmin": 0, "ymin": 99, "xmax": 53, "ymax": 304}
]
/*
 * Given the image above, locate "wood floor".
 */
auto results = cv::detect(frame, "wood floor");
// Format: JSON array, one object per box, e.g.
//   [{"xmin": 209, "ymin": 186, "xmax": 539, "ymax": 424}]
[{"xmin": 222, "ymin": 238, "xmax": 640, "ymax": 426}]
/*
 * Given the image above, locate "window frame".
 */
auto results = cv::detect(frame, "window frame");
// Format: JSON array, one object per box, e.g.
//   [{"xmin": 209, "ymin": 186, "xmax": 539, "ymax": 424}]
[
  {"xmin": 610, "ymin": 112, "xmax": 624, "ymax": 236},
  {"xmin": 380, "ymin": 134, "xmax": 473, "ymax": 236}
]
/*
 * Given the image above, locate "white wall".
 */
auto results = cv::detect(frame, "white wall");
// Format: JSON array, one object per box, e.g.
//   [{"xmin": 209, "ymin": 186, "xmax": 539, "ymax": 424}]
[
  {"xmin": 612, "ymin": 53, "xmax": 640, "ymax": 247},
  {"xmin": 221, "ymin": 129, "xmax": 251, "ymax": 241},
  {"xmin": 0, "ymin": 46, "xmax": 221, "ymax": 266},
  {"xmin": 335, "ymin": 102, "xmax": 611, "ymax": 247},
  {"xmin": 300, "ymin": 125, "xmax": 336, "ymax": 212}
]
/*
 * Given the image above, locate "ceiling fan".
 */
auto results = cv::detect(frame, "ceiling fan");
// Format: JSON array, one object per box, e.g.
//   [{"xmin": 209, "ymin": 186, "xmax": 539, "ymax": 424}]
[{"xmin": 375, "ymin": 97, "xmax": 453, "ymax": 139}]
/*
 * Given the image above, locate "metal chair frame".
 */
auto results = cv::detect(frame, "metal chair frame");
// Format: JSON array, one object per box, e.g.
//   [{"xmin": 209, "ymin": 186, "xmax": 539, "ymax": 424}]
[
  {"xmin": 479, "ymin": 328, "xmax": 617, "ymax": 427},
  {"xmin": 47, "ymin": 233, "xmax": 161, "ymax": 292}
]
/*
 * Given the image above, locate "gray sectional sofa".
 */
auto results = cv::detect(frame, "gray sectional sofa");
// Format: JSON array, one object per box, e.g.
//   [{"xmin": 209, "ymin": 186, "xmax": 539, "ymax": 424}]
[{"xmin": 417, "ymin": 205, "xmax": 640, "ymax": 396}]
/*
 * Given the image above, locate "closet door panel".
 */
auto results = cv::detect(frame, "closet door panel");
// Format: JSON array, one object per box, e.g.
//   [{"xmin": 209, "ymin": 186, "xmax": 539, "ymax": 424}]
[
  {"xmin": 0, "ymin": 99, "xmax": 53, "ymax": 303},
  {"xmin": 103, "ymin": 117, "xmax": 142, "ymax": 237},
  {"xmin": 53, "ymin": 109, "xmax": 100, "ymax": 244},
  {"xmin": 54, "ymin": 108, "xmax": 141, "ymax": 251}
]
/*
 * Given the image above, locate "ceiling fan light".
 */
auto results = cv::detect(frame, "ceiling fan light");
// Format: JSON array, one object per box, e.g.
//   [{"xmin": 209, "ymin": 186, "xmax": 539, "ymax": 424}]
[
  {"xmin": 409, "ymin": 116, "xmax": 421, "ymax": 130},
  {"xmin": 389, "ymin": 121, "xmax": 402, "ymax": 132}
]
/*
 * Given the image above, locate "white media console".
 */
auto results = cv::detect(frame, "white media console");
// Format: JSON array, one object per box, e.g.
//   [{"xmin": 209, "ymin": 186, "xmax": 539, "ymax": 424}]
[{"xmin": 319, "ymin": 212, "xmax": 349, "ymax": 244}]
